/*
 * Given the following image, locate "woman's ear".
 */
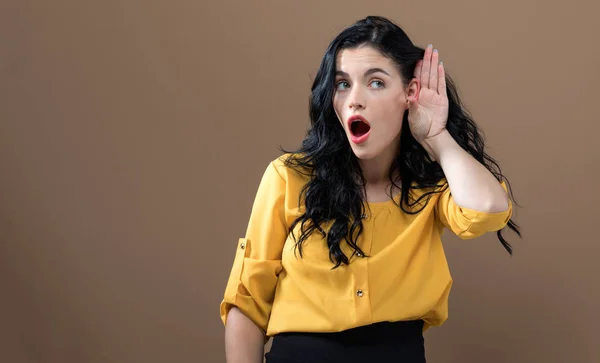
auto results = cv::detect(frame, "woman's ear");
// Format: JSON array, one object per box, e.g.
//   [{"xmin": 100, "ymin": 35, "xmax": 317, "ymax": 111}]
[{"xmin": 406, "ymin": 78, "xmax": 420, "ymax": 103}]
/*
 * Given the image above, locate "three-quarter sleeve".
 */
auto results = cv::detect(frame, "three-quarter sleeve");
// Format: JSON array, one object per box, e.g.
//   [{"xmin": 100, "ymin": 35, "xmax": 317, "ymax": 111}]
[
  {"xmin": 219, "ymin": 161, "xmax": 288, "ymax": 334},
  {"xmin": 435, "ymin": 180, "xmax": 513, "ymax": 239}
]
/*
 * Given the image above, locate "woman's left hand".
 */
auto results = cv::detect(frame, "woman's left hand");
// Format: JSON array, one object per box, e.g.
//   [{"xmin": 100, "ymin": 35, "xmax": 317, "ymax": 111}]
[{"xmin": 408, "ymin": 45, "xmax": 449, "ymax": 144}]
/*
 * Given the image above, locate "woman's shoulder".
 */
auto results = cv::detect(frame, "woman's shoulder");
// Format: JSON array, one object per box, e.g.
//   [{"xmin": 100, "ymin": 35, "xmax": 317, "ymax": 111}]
[{"xmin": 269, "ymin": 153, "xmax": 312, "ymax": 185}]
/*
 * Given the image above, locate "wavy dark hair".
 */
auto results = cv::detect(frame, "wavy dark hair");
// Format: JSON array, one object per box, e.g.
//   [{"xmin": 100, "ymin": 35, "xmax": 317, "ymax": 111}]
[{"xmin": 281, "ymin": 15, "xmax": 521, "ymax": 268}]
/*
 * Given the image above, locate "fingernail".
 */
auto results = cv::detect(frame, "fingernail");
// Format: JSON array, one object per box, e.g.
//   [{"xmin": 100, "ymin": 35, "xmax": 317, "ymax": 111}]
[
  {"xmin": 440, "ymin": 61, "xmax": 443, "ymax": 66},
  {"xmin": 427, "ymin": 44, "xmax": 433, "ymax": 48},
  {"xmin": 434, "ymin": 49, "xmax": 438, "ymax": 53}
]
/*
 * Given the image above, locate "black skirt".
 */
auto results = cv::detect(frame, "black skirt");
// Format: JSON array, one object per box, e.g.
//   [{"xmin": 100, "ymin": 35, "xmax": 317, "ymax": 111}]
[{"xmin": 265, "ymin": 320, "xmax": 426, "ymax": 363}]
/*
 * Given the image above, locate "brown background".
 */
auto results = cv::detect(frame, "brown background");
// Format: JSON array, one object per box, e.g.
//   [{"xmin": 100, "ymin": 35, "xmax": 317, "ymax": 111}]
[{"xmin": 1, "ymin": 1, "xmax": 599, "ymax": 362}]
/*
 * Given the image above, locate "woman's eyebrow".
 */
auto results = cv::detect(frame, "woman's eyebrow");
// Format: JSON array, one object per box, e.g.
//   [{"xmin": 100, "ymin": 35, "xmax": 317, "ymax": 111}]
[{"xmin": 335, "ymin": 68, "xmax": 391, "ymax": 77}]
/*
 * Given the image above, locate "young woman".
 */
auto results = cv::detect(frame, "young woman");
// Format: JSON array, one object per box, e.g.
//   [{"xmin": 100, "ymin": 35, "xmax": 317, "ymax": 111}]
[{"xmin": 219, "ymin": 15, "xmax": 520, "ymax": 363}]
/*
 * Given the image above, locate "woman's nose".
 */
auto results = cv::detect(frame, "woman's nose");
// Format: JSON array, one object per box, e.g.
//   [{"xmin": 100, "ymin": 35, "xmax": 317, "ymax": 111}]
[
  {"xmin": 348, "ymin": 88, "xmax": 366, "ymax": 110},
  {"xmin": 349, "ymin": 101, "xmax": 365, "ymax": 110}
]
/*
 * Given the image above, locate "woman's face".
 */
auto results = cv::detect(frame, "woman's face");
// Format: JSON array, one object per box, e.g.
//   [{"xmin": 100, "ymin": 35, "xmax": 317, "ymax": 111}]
[{"xmin": 333, "ymin": 45, "xmax": 418, "ymax": 161}]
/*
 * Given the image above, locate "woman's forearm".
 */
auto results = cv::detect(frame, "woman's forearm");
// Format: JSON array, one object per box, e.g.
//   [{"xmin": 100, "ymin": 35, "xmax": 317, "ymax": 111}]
[
  {"xmin": 423, "ymin": 130, "xmax": 510, "ymax": 213},
  {"xmin": 225, "ymin": 307, "xmax": 266, "ymax": 363}
]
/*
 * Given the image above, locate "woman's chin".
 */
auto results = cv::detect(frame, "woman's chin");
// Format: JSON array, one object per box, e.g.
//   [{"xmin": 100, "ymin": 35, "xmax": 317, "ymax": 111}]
[{"xmin": 350, "ymin": 145, "xmax": 378, "ymax": 160}]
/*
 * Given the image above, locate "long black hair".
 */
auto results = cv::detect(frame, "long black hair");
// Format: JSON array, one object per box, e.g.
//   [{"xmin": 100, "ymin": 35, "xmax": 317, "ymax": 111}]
[{"xmin": 281, "ymin": 15, "xmax": 521, "ymax": 268}]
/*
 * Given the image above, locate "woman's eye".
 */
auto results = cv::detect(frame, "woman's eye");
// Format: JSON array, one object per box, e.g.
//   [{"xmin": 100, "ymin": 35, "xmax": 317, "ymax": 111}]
[
  {"xmin": 336, "ymin": 81, "xmax": 350, "ymax": 90},
  {"xmin": 370, "ymin": 80, "xmax": 384, "ymax": 88}
]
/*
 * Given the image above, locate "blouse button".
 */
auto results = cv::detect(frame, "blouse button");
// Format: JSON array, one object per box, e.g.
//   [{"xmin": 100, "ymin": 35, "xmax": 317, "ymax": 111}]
[
  {"xmin": 240, "ymin": 242, "xmax": 245, "ymax": 249},
  {"xmin": 356, "ymin": 289, "xmax": 364, "ymax": 297},
  {"xmin": 357, "ymin": 252, "xmax": 363, "ymax": 257}
]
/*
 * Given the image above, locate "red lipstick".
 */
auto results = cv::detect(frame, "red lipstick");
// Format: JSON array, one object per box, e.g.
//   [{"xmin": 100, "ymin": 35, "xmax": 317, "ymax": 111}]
[{"xmin": 346, "ymin": 115, "xmax": 371, "ymax": 144}]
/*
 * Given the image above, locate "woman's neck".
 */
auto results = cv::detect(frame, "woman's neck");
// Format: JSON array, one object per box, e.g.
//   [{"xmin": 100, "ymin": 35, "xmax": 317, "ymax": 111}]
[
  {"xmin": 359, "ymin": 157, "xmax": 392, "ymax": 185},
  {"xmin": 358, "ymin": 139, "xmax": 399, "ymax": 183},
  {"xmin": 357, "ymin": 143, "xmax": 400, "ymax": 202}
]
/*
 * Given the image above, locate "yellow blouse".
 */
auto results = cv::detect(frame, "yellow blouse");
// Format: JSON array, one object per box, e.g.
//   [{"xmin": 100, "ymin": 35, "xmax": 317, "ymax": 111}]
[{"xmin": 219, "ymin": 155, "xmax": 512, "ymax": 337}]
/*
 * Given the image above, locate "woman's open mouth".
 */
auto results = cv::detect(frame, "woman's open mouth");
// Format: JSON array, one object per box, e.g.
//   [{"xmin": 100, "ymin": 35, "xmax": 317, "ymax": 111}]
[{"xmin": 347, "ymin": 115, "xmax": 371, "ymax": 144}]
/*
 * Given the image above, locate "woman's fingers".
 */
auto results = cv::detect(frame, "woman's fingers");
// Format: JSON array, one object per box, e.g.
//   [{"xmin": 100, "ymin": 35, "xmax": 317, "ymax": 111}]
[
  {"xmin": 438, "ymin": 61, "xmax": 447, "ymax": 97},
  {"xmin": 429, "ymin": 49, "xmax": 439, "ymax": 93},
  {"xmin": 418, "ymin": 45, "xmax": 446, "ymax": 96},
  {"xmin": 420, "ymin": 45, "xmax": 433, "ymax": 89}
]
